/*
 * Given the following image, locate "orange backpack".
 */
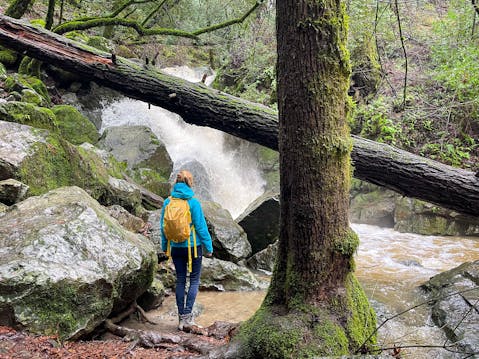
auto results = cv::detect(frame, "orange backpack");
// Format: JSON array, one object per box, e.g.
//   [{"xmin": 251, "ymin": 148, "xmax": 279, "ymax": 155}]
[{"xmin": 163, "ymin": 197, "xmax": 197, "ymax": 272}]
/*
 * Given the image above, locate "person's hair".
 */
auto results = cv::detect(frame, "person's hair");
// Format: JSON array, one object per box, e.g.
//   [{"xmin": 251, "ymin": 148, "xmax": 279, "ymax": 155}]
[{"xmin": 176, "ymin": 170, "xmax": 194, "ymax": 187}]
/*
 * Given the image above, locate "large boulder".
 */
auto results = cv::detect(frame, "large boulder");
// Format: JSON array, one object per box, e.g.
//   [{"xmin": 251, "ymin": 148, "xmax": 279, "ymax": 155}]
[
  {"xmin": 421, "ymin": 261, "xmax": 479, "ymax": 356},
  {"xmin": 0, "ymin": 121, "xmax": 139, "ymax": 209},
  {"xmin": 236, "ymin": 191, "xmax": 280, "ymax": 254},
  {"xmin": 171, "ymin": 159, "xmax": 213, "ymax": 201},
  {"xmin": 202, "ymin": 201, "xmax": 251, "ymax": 263},
  {"xmin": 0, "ymin": 186, "xmax": 157, "ymax": 340},
  {"xmin": 98, "ymin": 125, "xmax": 172, "ymax": 197},
  {"xmin": 200, "ymin": 258, "xmax": 267, "ymax": 291}
]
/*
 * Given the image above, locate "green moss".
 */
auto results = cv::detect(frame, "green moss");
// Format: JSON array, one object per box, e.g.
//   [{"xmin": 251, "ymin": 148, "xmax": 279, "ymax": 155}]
[
  {"xmin": 238, "ymin": 306, "xmax": 303, "ymax": 359},
  {"xmin": 345, "ymin": 274, "xmax": 378, "ymax": 353},
  {"xmin": 238, "ymin": 304, "xmax": 356, "ymax": 358},
  {"xmin": 0, "ymin": 101, "xmax": 58, "ymax": 130},
  {"xmin": 21, "ymin": 89, "xmax": 43, "ymax": 105},
  {"xmin": 86, "ymin": 36, "xmax": 112, "ymax": 52},
  {"xmin": 333, "ymin": 227, "xmax": 360, "ymax": 256},
  {"xmin": 0, "ymin": 46, "xmax": 18, "ymax": 65},
  {"xmin": 128, "ymin": 168, "xmax": 169, "ymax": 197},
  {"xmin": 18, "ymin": 134, "xmax": 110, "ymax": 199},
  {"xmin": 4, "ymin": 74, "xmax": 51, "ymax": 106},
  {"xmin": 11, "ymin": 278, "xmax": 112, "ymax": 340},
  {"xmin": 52, "ymin": 105, "xmax": 99, "ymax": 145}
]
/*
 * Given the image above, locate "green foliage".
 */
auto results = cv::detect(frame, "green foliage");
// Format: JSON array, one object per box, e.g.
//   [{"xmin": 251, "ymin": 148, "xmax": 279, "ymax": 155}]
[
  {"xmin": 352, "ymin": 97, "xmax": 401, "ymax": 144},
  {"xmin": 420, "ymin": 138, "xmax": 476, "ymax": 167}
]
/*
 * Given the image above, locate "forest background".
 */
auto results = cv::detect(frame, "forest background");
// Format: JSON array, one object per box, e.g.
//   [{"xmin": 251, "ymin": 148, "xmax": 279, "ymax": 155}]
[{"xmin": 0, "ymin": 0, "xmax": 478, "ymax": 171}]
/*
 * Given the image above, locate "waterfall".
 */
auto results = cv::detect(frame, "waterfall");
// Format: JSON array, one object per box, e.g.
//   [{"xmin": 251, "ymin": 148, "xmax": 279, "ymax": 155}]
[{"xmin": 100, "ymin": 67, "xmax": 265, "ymax": 218}]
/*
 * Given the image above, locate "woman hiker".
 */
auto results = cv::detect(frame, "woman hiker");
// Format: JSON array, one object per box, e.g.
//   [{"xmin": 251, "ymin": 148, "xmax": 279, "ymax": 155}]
[{"xmin": 160, "ymin": 170, "xmax": 213, "ymax": 330}]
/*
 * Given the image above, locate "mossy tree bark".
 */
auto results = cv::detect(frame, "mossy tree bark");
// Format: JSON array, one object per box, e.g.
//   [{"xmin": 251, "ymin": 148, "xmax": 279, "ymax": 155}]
[
  {"xmin": 236, "ymin": 1, "xmax": 377, "ymax": 357},
  {"xmin": 5, "ymin": 0, "xmax": 34, "ymax": 19}
]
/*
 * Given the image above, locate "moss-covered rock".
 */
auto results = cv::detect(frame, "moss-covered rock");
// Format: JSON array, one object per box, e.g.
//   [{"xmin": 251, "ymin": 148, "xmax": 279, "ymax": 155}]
[
  {"xmin": 4, "ymin": 74, "xmax": 51, "ymax": 106},
  {"xmin": 87, "ymin": 36, "xmax": 113, "ymax": 52},
  {"xmin": 394, "ymin": 197, "xmax": 479, "ymax": 236},
  {"xmin": 0, "ymin": 186, "xmax": 157, "ymax": 340},
  {"xmin": 52, "ymin": 105, "xmax": 99, "ymax": 145},
  {"xmin": 0, "ymin": 46, "xmax": 18, "ymax": 66},
  {"xmin": 0, "ymin": 101, "xmax": 58, "ymax": 130},
  {"xmin": 21, "ymin": 88, "xmax": 44, "ymax": 105},
  {"xmin": 0, "ymin": 121, "xmax": 133, "ymax": 208}
]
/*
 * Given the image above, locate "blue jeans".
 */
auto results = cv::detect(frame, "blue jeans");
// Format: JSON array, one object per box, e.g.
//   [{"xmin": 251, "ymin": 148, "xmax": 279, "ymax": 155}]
[{"xmin": 171, "ymin": 246, "xmax": 203, "ymax": 315}]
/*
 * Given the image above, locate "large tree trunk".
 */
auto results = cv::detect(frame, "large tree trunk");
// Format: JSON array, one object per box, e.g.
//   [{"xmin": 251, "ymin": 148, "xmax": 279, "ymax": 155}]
[
  {"xmin": 236, "ymin": 0, "xmax": 376, "ymax": 357},
  {"xmin": 0, "ymin": 15, "xmax": 478, "ymax": 217}
]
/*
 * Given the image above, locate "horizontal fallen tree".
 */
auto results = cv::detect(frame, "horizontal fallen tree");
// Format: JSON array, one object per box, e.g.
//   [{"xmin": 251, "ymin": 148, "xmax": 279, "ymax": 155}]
[{"xmin": 0, "ymin": 15, "xmax": 478, "ymax": 217}]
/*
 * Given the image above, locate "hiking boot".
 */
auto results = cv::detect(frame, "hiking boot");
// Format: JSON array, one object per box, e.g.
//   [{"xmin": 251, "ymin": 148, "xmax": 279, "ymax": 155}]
[
  {"xmin": 183, "ymin": 313, "xmax": 202, "ymax": 328},
  {"xmin": 178, "ymin": 314, "xmax": 189, "ymax": 331}
]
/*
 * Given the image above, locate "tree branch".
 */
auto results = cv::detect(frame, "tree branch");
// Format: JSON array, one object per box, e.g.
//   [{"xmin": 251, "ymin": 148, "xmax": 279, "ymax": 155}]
[
  {"xmin": 394, "ymin": 0, "xmax": 408, "ymax": 109},
  {"xmin": 141, "ymin": 0, "xmax": 168, "ymax": 27},
  {"xmin": 52, "ymin": 0, "xmax": 261, "ymax": 41}
]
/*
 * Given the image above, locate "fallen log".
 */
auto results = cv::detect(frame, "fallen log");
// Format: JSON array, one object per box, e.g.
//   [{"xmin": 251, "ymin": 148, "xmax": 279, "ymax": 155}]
[{"xmin": 0, "ymin": 15, "xmax": 478, "ymax": 217}]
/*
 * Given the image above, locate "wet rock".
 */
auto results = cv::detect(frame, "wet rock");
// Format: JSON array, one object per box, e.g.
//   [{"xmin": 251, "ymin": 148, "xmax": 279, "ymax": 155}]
[
  {"xmin": 421, "ymin": 260, "xmax": 479, "ymax": 356},
  {"xmin": 202, "ymin": 201, "xmax": 251, "ymax": 263},
  {"xmin": 0, "ymin": 186, "xmax": 157, "ymax": 340},
  {"xmin": 349, "ymin": 180, "xmax": 395, "ymax": 228},
  {"xmin": 236, "ymin": 191, "xmax": 280, "ymax": 254},
  {"xmin": 171, "ymin": 160, "xmax": 213, "ymax": 201},
  {"xmin": 146, "ymin": 209, "xmax": 162, "ymax": 252},
  {"xmin": 104, "ymin": 177, "xmax": 142, "ymax": 212},
  {"xmin": 98, "ymin": 125, "xmax": 172, "ymax": 196},
  {"xmin": 0, "ymin": 179, "xmax": 28, "ymax": 205},
  {"xmin": 246, "ymin": 241, "xmax": 278, "ymax": 273},
  {"xmin": 107, "ymin": 204, "xmax": 145, "ymax": 233},
  {"xmin": 60, "ymin": 81, "xmax": 122, "ymax": 129},
  {"xmin": 0, "ymin": 121, "xmax": 137, "ymax": 209},
  {"xmin": 137, "ymin": 277, "xmax": 166, "ymax": 311},
  {"xmin": 51, "ymin": 105, "xmax": 100, "ymax": 145},
  {"xmin": 200, "ymin": 258, "xmax": 266, "ymax": 291}
]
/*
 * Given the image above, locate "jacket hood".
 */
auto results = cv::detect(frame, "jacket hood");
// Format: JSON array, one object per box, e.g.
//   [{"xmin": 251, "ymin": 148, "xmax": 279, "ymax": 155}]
[{"xmin": 171, "ymin": 182, "xmax": 195, "ymax": 199}]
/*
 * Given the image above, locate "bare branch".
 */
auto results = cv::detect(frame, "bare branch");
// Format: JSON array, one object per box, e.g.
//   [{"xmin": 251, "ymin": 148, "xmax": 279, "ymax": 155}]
[
  {"xmin": 394, "ymin": 0, "xmax": 408, "ymax": 109},
  {"xmin": 355, "ymin": 287, "xmax": 479, "ymax": 354}
]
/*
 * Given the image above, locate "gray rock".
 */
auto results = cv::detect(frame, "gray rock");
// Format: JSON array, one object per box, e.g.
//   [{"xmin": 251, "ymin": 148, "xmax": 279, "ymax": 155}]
[
  {"xmin": 98, "ymin": 125, "xmax": 172, "ymax": 178},
  {"xmin": 0, "ymin": 122, "xmax": 144, "ymax": 211},
  {"xmin": 203, "ymin": 201, "xmax": 251, "ymax": 263},
  {"xmin": 137, "ymin": 277, "xmax": 166, "ymax": 311},
  {"xmin": 236, "ymin": 191, "xmax": 280, "ymax": 254},
  {"xmin": 107, "ymin": 204, "xmax": 145, "ymax": 233},
  {"xmin": 171, "ymin": 159, "xmax": 213, "ymax": 201},
  {"xmin": 0, "ymin": 186, "xmax": 157, "ymax": 340},
  {"xmin": 0, "ymin": 179, "xmax": 28, "ymax": 205},
  {"xmin": 200, "ymin": 258, "xmax": 266, "ymax": 291},
  {"xmin": 421, "ymin": 260, "xmax": 479, "ymax": 356},
  {"xmin": 246, "ymin": 241, "xmax": 278, "ymax": 273}
]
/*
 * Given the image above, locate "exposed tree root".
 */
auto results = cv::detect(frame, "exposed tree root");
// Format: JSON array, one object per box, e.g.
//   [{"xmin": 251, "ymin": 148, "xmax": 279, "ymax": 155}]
[{"xmin": 104, "ymin": 302, "xmax": 239, "ymax": 355}]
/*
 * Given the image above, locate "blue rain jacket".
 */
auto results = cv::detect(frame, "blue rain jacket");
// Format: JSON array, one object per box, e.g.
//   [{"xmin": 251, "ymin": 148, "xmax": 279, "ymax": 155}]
[{"xmin": 160, "ymin": 182, "xmax": 213, "ymax": 254}]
